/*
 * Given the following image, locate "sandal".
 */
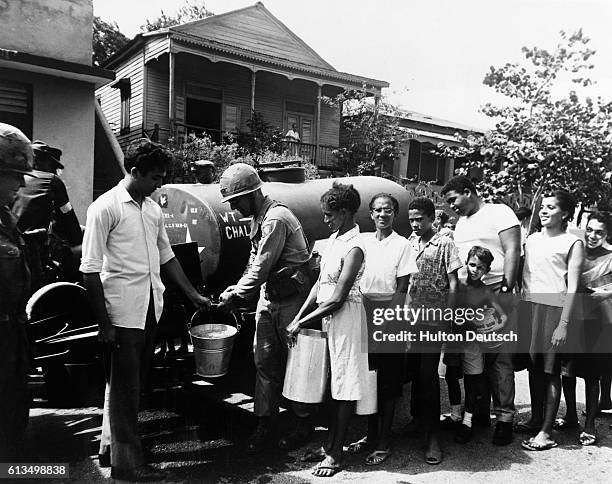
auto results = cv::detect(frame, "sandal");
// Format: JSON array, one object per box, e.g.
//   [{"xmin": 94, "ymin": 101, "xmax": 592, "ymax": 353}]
[
  {"xmin": 301, "ymin": 447, "xmax": 327, "ymax": 463},
  {"xmin": 425, "ymin": 448, "xmax": 442, "ymax": 465},
  {"xmin": 365, "ymin": 449, "xmax": 391, "ymax": 466},
  {"xmin": 553, "ymin": 418, "xmax": 579, "ymax": 431},
  {"xmin": 521, "ymin": 438, "xmax": 558, "ymax": 451},
  {"xmin": 579, "ymin": 431, "xmax": 597, "ymax": 446},
  {"xmin": 312, "ymin": 457, "xmax": 341, "ymax": 478},
  {"xmin": 345, "ymin": 436, "xmax": 369, "ymax": 454}
]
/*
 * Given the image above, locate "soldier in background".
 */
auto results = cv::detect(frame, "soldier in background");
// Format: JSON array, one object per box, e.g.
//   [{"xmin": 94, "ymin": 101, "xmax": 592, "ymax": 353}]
[
  {"xmin": 192, "ymin": 159, "xmax": 215, "ymax": 184},
  {"xmin": 0, "ymin": 123, "xmax": 35, "ymax": 460},
  {"xmin": 12, "ymin": 141, "xmax": 82, "ymax": 283},
  {"xmin": 13, "ymin": 140, "xmax": 81, "ymax": 245}
]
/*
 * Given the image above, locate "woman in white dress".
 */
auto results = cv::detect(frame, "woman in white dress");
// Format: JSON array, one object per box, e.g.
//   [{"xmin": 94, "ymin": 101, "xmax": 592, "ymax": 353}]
[{"xmin": 286, "ymin": 181, "xmax": 367, "ymax": 478}]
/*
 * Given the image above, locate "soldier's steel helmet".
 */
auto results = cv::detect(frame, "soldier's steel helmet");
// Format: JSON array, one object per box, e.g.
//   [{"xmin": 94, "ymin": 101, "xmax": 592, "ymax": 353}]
[
  {"xmin": 219, "ymin": 163, "xmax": 262, "ymax": 202},
  {"xmin": 0, "ymin": 123, "xmax": 34, "ymax": 176}
]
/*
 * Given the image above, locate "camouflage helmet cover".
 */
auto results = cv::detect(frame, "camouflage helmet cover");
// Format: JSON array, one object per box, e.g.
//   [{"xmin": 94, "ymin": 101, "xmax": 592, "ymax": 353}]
[{"xmin": 0, "ymin": 123, "xmax": 34, "ymax": 176}]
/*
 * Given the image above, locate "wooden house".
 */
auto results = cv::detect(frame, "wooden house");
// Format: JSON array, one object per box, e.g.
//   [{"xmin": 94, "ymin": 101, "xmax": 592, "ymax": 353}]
[
  {"xmin": 392, "ymin": 109, "xmax": 482, "ymax": 187},
  {"xmin": 96, "ymin": 2, "xmax": 388, "ymax": 170}
]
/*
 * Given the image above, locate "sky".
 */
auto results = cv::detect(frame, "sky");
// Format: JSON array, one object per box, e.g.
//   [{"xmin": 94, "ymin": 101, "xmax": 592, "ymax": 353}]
[{"xmin": 93, "ymin": 0, "xmax": 612, "ymax": 130}]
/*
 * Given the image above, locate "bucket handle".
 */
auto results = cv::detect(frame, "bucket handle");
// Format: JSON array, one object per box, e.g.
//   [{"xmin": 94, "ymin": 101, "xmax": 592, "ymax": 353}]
[{"xmin": 187, "ymin": 309, "xmax": 241, "ymax": 346}]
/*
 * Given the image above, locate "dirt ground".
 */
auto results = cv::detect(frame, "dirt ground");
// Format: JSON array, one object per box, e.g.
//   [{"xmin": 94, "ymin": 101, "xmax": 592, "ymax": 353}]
[{"xmin": 20, "ymin": 367, "xmax": 612, "ymax": 484}]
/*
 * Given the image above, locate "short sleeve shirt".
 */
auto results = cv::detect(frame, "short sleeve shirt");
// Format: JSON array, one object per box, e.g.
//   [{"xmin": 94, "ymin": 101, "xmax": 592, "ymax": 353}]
[
  {"xmin": 453, "ymin": 203, "xmax": 519, "ymax": 285},
  {"xmin": 79, "ymin": 181, "xmax": 175, "ymax": 329},
  {"xmin": 408, "ymin": 232, "xmax": 462, "ymax": 307},
  {"xmin": 359, "ymin": 231, "xmax": 418, "ymax": 300},
  {"xmin": 317, "ymin": 225, "xmax": 364, "ymax": 304}
]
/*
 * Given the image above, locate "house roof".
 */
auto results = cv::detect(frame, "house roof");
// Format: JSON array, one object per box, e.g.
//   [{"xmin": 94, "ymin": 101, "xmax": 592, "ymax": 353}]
[
  {"xmin": 397, "ymin": 108, "xmax": 483, "ymax": 135},
  {"xmin": 0, "ymin": 48, "xmax": 114, "ymax": 87},
  {"xmin": 104, "ymin": 2, "xmax": 387, "ymax": 90}
]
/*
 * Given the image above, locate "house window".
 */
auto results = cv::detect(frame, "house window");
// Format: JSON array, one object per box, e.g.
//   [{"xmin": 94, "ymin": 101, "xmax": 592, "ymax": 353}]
[
  {"xmin": 184, "ymin": 82, "xmax": 223, "ymax": 142},
  {"xmin": 406, "ymin": 140, "xmax": 447, "ymax": 184},
  {"xmin": 223, "ymin": 104, "xmax": 240, "ymax": 133},
  {"xmin": 110, "ymin": 78, "xmax": 131, "ymax": 134},
  {"xmin": 0, "ymin": 79, "xmax": 32, "ymax": 138},
  {"xmin": 120, "ymin": 87, "xmax": 130, "ymax": 134}
]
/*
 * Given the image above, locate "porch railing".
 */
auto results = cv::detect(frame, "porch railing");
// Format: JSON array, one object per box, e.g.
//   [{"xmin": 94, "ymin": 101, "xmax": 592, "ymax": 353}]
[{"xmin": 138, "ymin": 123, "xmax": 342, "ymax": 171}]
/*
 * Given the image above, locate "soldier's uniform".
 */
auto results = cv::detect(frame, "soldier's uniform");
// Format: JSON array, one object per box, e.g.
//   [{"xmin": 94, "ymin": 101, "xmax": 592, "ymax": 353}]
[
  {"xmin": 0, "ymin": 209, "xmax": 32, "ymax": 459},
  {"xmin": 234, "ymin": 196, "xmax": 311, "ymax": 417},
  {"xmin": 0, "ymin": 123, "xmax": 34, "ymax": 460},
  {"xmin": 218, "ymin": 163, "xmax": 313, "ymax": 452}
]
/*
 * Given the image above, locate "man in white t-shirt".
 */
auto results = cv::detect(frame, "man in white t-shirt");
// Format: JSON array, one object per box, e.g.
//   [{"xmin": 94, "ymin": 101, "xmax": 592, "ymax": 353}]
[{"xmin": 441, "ymin": 176, "xmax": 521, "ymax": 446}]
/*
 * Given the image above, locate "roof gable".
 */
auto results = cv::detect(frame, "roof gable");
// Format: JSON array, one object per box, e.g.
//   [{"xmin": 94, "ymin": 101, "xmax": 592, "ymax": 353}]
[{"xmin": 171, "ymin": 2, "xmax": 335, "ymax": 71}]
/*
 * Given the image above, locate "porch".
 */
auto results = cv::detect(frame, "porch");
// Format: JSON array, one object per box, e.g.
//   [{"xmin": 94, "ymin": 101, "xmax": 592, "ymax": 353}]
[{"xmin": 136, "ymin": 122, "xmax": 341, "ymax": 170}]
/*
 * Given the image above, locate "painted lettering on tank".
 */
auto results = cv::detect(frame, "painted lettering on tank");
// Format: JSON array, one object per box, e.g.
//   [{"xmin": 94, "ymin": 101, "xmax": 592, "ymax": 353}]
[{"xmin": 224, "ymin": 224, "xmax": 250, "ymax": 240}]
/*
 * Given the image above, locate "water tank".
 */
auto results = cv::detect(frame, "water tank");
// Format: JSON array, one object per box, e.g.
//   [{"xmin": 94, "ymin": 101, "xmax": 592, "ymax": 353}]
[{"xmin": 153, "ymin": 176, "xmax": 412, "ymax": 293}]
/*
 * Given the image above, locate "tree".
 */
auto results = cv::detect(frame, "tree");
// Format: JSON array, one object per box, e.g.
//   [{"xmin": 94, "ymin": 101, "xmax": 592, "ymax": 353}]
[
  {"xmin": 437, "ymin": 30, "xmax": 612, "ymax": 225},
  {"xmin": 141, "ymin": 0, "xmax": 213, "ymax": 32},
  {"xmin": 92, "ymin": 16, "xmax": 130, "ymax": 66},
  {"xmin": 324, "ymin": 89, "xmax": 409, "ymax": 177}
]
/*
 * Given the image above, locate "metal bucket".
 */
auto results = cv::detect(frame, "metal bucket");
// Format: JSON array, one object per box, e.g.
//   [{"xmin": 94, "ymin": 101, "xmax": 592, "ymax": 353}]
[
  {"xmin": 190, "ymin": 323, "xmax": 238, "ymax": 378},
  {"xmin": 283, "ymin": 329, "xmax": 329, "ymax": 404}
]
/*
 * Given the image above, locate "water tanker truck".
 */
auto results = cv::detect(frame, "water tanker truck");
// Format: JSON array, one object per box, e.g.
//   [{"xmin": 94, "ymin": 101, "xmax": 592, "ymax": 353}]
[{"xmin": 28, "ymin": 170, "xmax": 414, "ymax": 405}]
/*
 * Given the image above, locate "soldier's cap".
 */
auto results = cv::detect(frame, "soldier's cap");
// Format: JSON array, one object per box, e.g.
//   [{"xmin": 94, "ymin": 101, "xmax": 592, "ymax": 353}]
[
  {"xmin": 192, "ymin": 159, "xmax": 215, "ymax": 170},
  {"xmin": 32, "ymin": 140, "xmax": 64, "ymax": 169}
]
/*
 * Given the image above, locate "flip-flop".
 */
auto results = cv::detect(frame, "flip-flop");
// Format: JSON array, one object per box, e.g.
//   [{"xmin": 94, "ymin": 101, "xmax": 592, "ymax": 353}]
[
  {"xmin": 513, "ymin": 422, "xmax": 541, "ymax": 433},
  {"xmin": 579, "ymin": 431, "xmax": 597, "ymax": 446},
  {"xmin": 345, "ymin": 436, "xmax": 369, "ymax": 454},
  {"xmin": 312, "ymin": 459, "xmax": 341, "ymax": 478},
  {"xmin": 425, "ymin": 449, "xmax": 442, "ymax": 465},
  {"xmin": 553, "ymin": 418, "xmax": 579, "ymax": 430},
  {"xmin": 365, "ymin": 449, "xmax": 391, "ymax": 466},
  {"xmin": 301, "ymin": 447, "xmax": 327, "ymax": 463},
  {"xmin": 521, "ymin": 439, "xmax": 558, "ymax": 451}
]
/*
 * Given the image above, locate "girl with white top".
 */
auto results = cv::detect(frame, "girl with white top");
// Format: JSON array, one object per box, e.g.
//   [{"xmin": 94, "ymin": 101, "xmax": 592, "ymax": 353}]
[
  {"xmin": 286, "ymin": 182, "xmax": 367, "ymax": 478},
  {"xmin": 518, "ymin": 190, "xmax": 584, "ymax": 451},
  {"xmin": 347, "ymin": 193, "xmax": 418, "ymax": 466}
]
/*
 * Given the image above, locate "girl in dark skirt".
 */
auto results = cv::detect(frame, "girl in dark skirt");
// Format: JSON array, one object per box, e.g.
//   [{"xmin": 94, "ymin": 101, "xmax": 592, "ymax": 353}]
[
  {"xmin": 347, "ymin": 193, "xmax": 418, "ymax": 466},
  {"xmin": 517, "ymin": 190, "xmax": 584, "ymax": 451}
]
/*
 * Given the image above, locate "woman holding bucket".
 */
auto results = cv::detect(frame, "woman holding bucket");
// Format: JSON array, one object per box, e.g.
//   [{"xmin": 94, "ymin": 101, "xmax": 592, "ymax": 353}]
[
  {"xmin": 286, "ymin": 181, "xmax": 368, "ymax": 478},
  {"xmin": 346, "ymin": 193, "xmax": 417, "ymax": 466}
]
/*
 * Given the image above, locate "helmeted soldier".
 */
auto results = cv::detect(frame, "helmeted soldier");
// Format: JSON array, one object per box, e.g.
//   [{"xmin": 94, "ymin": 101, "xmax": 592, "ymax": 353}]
[
  {"xmin": 0, "ymin": 122, "xmax": 35, "ymax": 460},
  {"xmin": 218, "ymin": 163, "xmax": 314, "ymax": 453},
  {"xmin": 191, "ymin": 159, "xmax": 215, "ymax": 184}
]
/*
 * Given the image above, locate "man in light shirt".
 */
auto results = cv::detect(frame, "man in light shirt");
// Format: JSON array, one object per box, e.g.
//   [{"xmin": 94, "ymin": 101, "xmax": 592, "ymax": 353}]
[
  {"xmin": 80, "ymin": 139, "xmax": 210, "ymax": 482},
  {"xmin": 441, "ymin": 175, "xmax": 520, "ymax": 446}
]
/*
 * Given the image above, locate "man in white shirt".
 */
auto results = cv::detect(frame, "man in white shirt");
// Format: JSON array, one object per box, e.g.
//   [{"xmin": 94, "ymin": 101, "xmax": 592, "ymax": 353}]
[
  {"xmin": 80, "ymin": 139, "xmax": 210, "ymax": 482},
  {"xmin": 441, "ymin": 176, "xmax": 520, "ymax": 446}
]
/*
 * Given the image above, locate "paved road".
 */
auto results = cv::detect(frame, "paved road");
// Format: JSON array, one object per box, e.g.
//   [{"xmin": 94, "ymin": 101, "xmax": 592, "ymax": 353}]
[{"xmin": 22, "ymin": 360, "xmax": 612, "ymax": 484}]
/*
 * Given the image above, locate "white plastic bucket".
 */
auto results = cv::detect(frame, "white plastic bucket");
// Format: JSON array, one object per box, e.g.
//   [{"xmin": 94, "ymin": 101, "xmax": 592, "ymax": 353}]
[
  {"xmin": 283, "ymin": 329, "xmax": 329, "ymax": 404},
  {"xmin": 355, "ymin": 369, "xmax": 378, "ymax": 415}
]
